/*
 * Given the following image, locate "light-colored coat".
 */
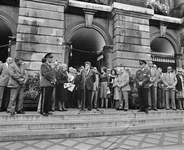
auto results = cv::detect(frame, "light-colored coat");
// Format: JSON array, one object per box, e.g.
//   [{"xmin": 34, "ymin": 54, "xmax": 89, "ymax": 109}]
[
  {"xmin": 162, "ymin": 72, "xmax": 177, "ymax": 89},
  {"xmin": 150, "ymin": 68, "xmax": 159, "ymax": 87},
  {"xmin": 117, "ymin": 71, "xmax": 130, "ymax": 92},
  {"xmin": 0, "ymin": 63, "xmax": 10, "ymax": 86},
  {"xmin": 7, "ymin": 62, "xmax": 26, "ymax": 88}
]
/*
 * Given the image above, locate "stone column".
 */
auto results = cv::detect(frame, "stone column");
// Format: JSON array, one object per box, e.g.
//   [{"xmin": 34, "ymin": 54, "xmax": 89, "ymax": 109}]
[
  {"xmin": 63, "ymin": 42, "xmax": 72, "ymax": 65},
  {"xmin": 180, "ymin": 23, "xmax": 184, "ymax": 68},
  {"xmin": 16, "ymin": 0, "xmax": 67, "ymax": 75},
  {"xmin": 103, "ymin": 45, "xmax": 113, "ymax": 69},
  {"xmin": 112, "ymin": 5, "xmax": 153, "ymax": 73}
]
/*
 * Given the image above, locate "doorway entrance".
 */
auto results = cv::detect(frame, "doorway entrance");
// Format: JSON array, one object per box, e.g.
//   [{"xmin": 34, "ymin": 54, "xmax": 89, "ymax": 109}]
[
  {"xmin": 0, "ymin": 19, "xmax": 12, "ymax": 62},
  {"xmin": 151, "ymin": 37, "xmax": 176, "ymax": 72},
  {"xmin": 69, "ymin": 27, "xmax": 105, "ymax": 70}
]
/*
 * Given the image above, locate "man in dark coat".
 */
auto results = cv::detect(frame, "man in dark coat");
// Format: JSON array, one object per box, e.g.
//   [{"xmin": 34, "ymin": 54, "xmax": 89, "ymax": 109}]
[
  {"xmin": 40, "ymin": 53, "xmax": 56, "ymax": 116},
  {"xmin": 80, "ymin": 61, "xmax": 96, "ymax": 111},
  {"xmin": 135, "ymin": 60, "xmax": 151, "ymax": 114}
]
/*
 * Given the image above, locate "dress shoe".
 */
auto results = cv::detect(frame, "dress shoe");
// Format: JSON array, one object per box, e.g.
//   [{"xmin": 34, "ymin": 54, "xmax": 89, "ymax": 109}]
[
  {"xmin": 62, "ymin": 108, "xmax": 67, "ymax": 111},
  {"xmin": 153, "ymin": 108, "xmax": 157, "ymax": 111},
  {"xmin": 10, "ymin": 112, "xmax": 15, "ymax": 116},
  {"xmin": 42, "ymin": 112, "xmax": 48, "ymax": 116},
  {"xmin": 17, "ymin": 111, "xmax": 25, "ymax": 114},
  {"xmin": 88, "ymin": 108, "xmax": 92, "ymax": 111},
  {"xmin": 172, "ymin": 108, "xmax": 176, "ymax": 111},
  {"xmin": 48, "ymin": 112, "xmax": 53, "ymax": 115},
  {"xmin": 144, "ymin": 109, "xmax": 148, "ymax": 114},
  {"xmin": 138, "ymin": 110, "xmax": 143, "ymax": 112},
  {"xmin": 124, "ymin": 109, "xmax": 128, "ymax": 112},
  {"xmin": 6, "ymin": 110, "xmax": 10, "ymax": 113}
]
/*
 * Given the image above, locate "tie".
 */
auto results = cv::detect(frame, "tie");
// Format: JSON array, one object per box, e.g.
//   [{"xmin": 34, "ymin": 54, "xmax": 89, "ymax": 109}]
[{"xmin": 86, "ymin": 69, "xmax": 88, "ymax": 77}]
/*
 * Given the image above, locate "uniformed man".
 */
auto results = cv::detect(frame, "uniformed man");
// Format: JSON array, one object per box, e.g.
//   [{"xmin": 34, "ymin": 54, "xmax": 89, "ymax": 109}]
[
  {"xmin": 40, "ymin": 53, "xmax": 56, "ymax": 116},
  {"xmin": 135, "ymin": 60, "xmax": 151, "ymax": 114}
]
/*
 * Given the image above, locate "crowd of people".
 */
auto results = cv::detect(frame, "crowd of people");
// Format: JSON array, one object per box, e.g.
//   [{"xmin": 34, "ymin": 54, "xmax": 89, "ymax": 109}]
[{"xmin": 0, "ymin": 53, "xmax": 183, "ymax": 116}]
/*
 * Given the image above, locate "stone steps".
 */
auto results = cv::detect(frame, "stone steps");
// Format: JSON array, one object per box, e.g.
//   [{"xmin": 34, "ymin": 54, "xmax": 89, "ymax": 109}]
[
  {"xmin": 1, "ymin": 123, "xmax": 184, "ymax": 142},
  {"xmin": 0, "ymin": 109, "xmax": 184, "ymax": 142},
  {"xmin": 0, "ymin": 109, "xmax": 184, "ymax": 121},
  {"xmin": 0, "ymin": 116, "xmax": 184, "ymax": 131}
]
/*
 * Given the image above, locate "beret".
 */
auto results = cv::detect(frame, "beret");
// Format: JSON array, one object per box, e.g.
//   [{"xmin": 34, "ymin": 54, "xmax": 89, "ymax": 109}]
[
  {"xmin": 139, "ymin": 60, "xmax": 147, "ymax": 65},
  {"xmin": 44, "ymin": 53, "xmax": 53, "ymax": 58}
]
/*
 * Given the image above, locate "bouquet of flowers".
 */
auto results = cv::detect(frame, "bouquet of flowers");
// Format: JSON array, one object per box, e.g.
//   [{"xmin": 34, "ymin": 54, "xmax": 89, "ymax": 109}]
[
  {"xmin": 145, "ymin": 0, "xmax": 169, "ymax": 16},
  {"xmin": 24, "ymin": 75, "xmax": 41, "ymax": 100}
]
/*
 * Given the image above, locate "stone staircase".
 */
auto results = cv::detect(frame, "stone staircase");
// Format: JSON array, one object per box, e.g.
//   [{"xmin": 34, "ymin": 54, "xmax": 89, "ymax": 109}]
[{"xmin": 0, "ymin": 109, "xmax": 184, "ymax": 142}]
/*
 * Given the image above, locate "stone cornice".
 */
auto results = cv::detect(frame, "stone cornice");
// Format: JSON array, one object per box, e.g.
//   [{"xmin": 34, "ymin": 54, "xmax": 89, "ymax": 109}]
[
  {"xmin": 69, "ymin": 0, "xmax": 112, "ymax": 12},
  {"xmin": 29, "ymin": 0, "xmax": 68, "ymax": 7},
  {"xmin": 151, "ymin": 14, "xmax": 183, "ymax": 24},
  {"xmin": 69, "ymin": 0, "xmax": 184, "ymax": 25},
  {"xmin": 112, "ymin": 2, "xmax": 154, "ymax": 16}
]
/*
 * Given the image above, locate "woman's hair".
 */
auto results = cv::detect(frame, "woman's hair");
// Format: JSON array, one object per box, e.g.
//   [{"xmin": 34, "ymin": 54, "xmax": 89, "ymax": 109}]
[
  {"xmin": 41, "ymin": 57, "xmax": 46, "ymax": 63},
  {"xmin": 111, "ymin": 68, "xmax": 117, "ymax": 75}
]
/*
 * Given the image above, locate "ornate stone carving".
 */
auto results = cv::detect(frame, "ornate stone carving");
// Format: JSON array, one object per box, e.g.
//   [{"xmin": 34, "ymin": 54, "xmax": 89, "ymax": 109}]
[
  {"xmin": 83, "ymin": 9, "xmax": 97, "ymax": 27},
  {"xmin": 160, "ymin": 22, "xmax": 167, "ymax": 37}
]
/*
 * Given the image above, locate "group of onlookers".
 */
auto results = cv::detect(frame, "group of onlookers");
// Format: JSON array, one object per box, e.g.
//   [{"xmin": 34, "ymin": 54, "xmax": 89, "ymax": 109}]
[{"xmin": 0, "ymin": 53, "xmax": 184, "ymax": 116}]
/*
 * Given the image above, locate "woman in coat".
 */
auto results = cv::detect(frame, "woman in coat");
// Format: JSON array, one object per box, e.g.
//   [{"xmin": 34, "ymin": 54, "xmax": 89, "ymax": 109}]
[
  {"xmin": 99, "ymin": 67, "xmax": 109, "ymax": 108},
  {"xmin": 56, "ymin": 63, "xmax": 68, "ymax": 111}
]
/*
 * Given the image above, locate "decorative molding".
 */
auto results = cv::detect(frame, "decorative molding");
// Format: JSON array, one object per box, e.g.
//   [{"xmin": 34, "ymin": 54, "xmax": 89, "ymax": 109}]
[
  {"xmin": 64, "ymin": 20, "xmax": 113, "ymax": 45},
  {"xmin": 29, "ymin": 0, "xmax": 68, "ymax": 8},
  {"xmin": 0, "ymin": 11, "xmax": 17, "ymax": 36}
]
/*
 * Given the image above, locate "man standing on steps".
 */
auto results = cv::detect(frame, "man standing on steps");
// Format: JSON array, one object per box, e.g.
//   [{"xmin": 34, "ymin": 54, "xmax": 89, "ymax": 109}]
[
  {"xmin": 80, "ymin": 61, "xmax": 96, "ymax": 111},
  {"xmin": 162, "ymin": 66, "xmax": 177, "ymax": 110},
  {"xmin": 8, "ymin": 57, "xmax": 26, "ymax": 116},
  {"xmin": 0, "ymin": 57, "xmax": 12, "ymax": 112},
  {"xmin": 40, "ymin": 53, "xmax": 56, "ymax": 116},
  {"xmin": 135, "ymin": 60, "xmax": 151, "ymax": 114}
]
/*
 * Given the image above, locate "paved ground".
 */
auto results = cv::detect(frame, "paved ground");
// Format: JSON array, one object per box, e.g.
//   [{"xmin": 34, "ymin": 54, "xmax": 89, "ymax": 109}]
[{"xmin": 0, "ymin": 130, "xmax": 184, "ymax": 150}]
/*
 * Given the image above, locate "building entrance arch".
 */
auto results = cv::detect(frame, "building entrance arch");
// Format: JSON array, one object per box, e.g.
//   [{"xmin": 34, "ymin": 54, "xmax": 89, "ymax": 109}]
[
  {"xmin": 0, "ymin": 11, "xmax": 16, "ymax": 62},
  {"xmin": 150, "ymin": 32, "xmax": 180, "ymax": 72},
  {"xmin": 65, "ymin": 21, "xmax": 112, "ymax": 69}
]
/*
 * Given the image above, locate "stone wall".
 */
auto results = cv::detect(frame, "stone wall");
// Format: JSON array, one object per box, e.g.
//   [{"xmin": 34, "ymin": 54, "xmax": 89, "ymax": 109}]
[
  {"xmin": 112, "ymin": 9, "xmax": 152, "ymax": 73},
  {"xmin": 16, "ymin": 0, "xmax": 67, "ymax": 74}
]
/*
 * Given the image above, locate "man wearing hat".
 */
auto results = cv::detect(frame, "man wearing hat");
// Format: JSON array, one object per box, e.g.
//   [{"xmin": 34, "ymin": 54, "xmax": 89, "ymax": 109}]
[
  {"xmin": 80, "ymin": 61, "xmax": 96, "ymax": 111},
  {"xmin": 40, "ymin": 53, "xmax": 56, "ymax": 116},
  {"xmin": 7, "ymin": 57, "xmax": 26, "ymax": 116},
  {"xmin": 135, "ymin": 60, "xmax": 151, "ymax": 113}
]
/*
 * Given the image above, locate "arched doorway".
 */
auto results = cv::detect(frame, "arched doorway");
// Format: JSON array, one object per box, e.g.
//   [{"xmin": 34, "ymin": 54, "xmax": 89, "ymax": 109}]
[
  {"xmin": 0, "ymin": 19, "xmax": 12, "ymax": 62},
  {"xmin": 151, "ymin": 37, "xmax": 176, "ymax": 72},
  {"xmin": 69, "ymin": 27, "xmax": 106, "ymax": 69}
]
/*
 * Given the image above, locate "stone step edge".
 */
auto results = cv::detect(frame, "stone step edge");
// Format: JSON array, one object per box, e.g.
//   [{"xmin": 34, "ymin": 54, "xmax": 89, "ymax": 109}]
[
  {"xmin": 0, "ymin": 123, "xmax": 184, "ymax": 142},
  {"xmin": 1, "ymin": 115, "xmax": 184, "ymax": 125}
]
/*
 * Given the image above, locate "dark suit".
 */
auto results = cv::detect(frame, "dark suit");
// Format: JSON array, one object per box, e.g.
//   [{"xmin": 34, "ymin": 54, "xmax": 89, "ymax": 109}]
[
  {"xmin": 7, "ymin": 62, "xmax": 26, "ymax": 113},
  {"xmin": 0, "ymin": 63, "xmax": 10, "ymax": 110},
  {"xmin": 40, "ymin": 62, "xmax": 55, "ymax": 114},
  {"xmin": 135, "ymin": 67, "xmax": 151, "ymax": 111},
  {"xmin": 80, "ymin": 69, "xmax": 96, "ymax": 110}
]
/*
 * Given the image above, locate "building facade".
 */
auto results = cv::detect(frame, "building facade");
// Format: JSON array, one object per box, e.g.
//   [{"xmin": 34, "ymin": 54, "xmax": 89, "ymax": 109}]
[{"xmin": 0, "ymin": 0, "xmax": 184, "ymax": 73}]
